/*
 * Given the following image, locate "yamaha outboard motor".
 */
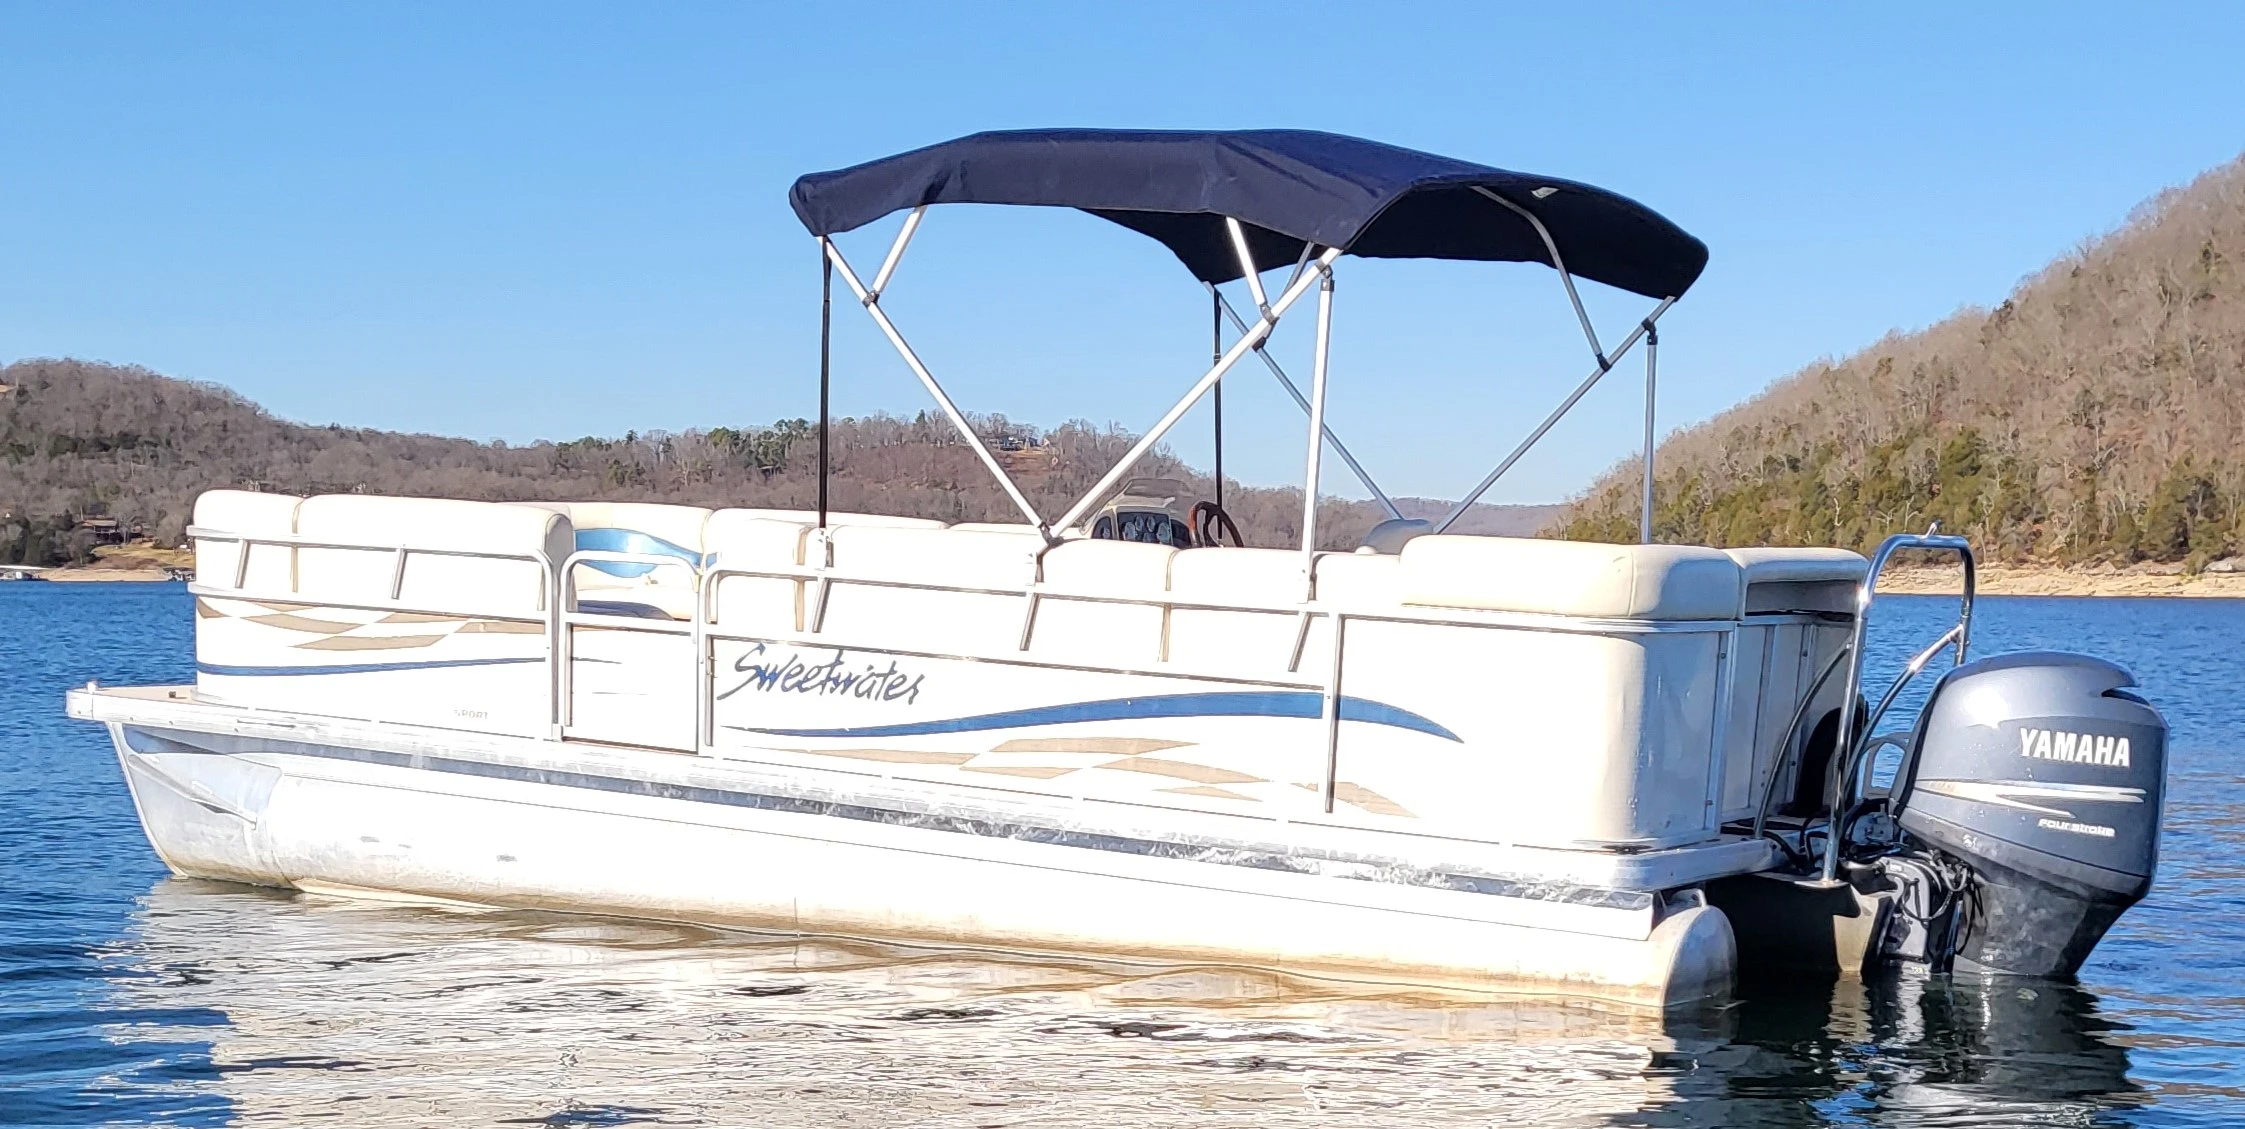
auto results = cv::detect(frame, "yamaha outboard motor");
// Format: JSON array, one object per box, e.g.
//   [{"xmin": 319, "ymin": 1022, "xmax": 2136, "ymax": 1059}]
[{"xmin": 1888, "ymin": 652, "xmax": 2166, "ymax": 977}]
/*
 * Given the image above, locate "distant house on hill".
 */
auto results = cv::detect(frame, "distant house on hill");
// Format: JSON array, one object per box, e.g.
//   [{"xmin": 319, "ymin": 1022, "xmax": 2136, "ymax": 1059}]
[{"xmin": 75, "ymin": 517, "xmax": 133, "ymax": 546}]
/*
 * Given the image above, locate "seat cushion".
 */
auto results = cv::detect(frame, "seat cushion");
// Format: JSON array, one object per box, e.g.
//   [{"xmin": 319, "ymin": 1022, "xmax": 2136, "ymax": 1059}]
[
  {"xmin": 294, "ymin": 494, "xmax": 571, "ymax": 617},
  {"xmin": 723, "ymin": 508, "xmax": 947, "ymax": 530},
  {"xmin": 1400, "ymin": 535, "xmax": 1741, "ymax": 620},
  {"xmin": 1724, "ymin": 547, "xmax": 1869, "ymax": 586},
  {"xmin": 829, "ymin": 525, "xmax": 1041, "ymax": 589},
  {"xmin": 1727, "ymin": 547, "xmax": 1868, "ymax": 615},
  {"xmin": 1039, "ymin": 539, "xmax": 1173, "ymax": 598}
]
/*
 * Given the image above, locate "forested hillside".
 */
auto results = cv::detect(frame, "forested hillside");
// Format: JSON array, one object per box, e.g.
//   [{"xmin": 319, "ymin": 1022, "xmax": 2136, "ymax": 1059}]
[
  {"xmin": 0, "ymin": 359, "xmax": 1541, "ymax": 566},
  {"xmin": 1561, "ymin": 153, "xmax": 2245, "ymax": 568}
]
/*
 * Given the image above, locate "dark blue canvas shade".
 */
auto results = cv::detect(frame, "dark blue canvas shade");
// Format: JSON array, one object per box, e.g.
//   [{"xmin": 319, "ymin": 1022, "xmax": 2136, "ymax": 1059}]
[{"xmin": 789, "ymin": 129, "xmax": 1707, "ymax": 300}]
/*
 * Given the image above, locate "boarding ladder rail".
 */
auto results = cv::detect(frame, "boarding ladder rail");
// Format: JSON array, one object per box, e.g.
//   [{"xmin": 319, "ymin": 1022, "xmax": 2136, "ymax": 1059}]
[{"xmin": 1815, "ymin": 525, "xmax": 1977, "ymax": 883}]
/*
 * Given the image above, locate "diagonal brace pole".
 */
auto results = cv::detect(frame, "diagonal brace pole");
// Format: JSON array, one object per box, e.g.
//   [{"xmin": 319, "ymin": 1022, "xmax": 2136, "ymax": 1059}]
[
  {"xmin": 824, "ymin": 237, "xmax": 1047, "ymax": 531},
  {"xmin": 1434, "ymin": 296, "xmax": 1676, "ymax": 533},
  {"xmin": 1213, "ymin": 288, "xmax": 1402, "ymax": 521},
  {"xmin": 1052, "ymin": 246, "xmax": 1344, "ymax": 535}
]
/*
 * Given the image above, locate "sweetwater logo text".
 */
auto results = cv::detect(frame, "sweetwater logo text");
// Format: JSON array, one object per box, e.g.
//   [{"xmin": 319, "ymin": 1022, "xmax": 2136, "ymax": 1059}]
[
  {"xmin": 715, "ymin": 644, "xmax": 925, "ymax": 704},
  {"xmin": 2018, "ymin": 727, "xmax": 2131, "ymax": 768}
]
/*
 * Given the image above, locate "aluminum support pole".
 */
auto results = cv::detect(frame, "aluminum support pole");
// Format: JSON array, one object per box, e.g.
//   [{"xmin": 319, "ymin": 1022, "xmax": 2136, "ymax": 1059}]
[
  {"xmin": 1473, "ymin": 186, "xmax": 1607, "ymax": 368},
  {"xmin": 1226, "ymin": 218, "xmax": 1271, "ymax": 316},
  {"xmin": 866, "ymin": 206, "xmax": 923, "ymax": 303},
  {"xmin": 1640, "ymin": 320, "xmax": 1658, "ymax": 544},
  {"xmin": 1214, "ymin": 289, "xmax": 1402, "ymax": 521},
  {"xmin": 818, "ymin": 240, "xmax": 833, "ymax": 531},
  {"xmin": 1299, "ymin": 266, "xmax": 1335, "ymax": 587},
  {"xmin": 823, "ymin": 238, "xmax": 1046, "ymax": 531},
  {"xmin": 1434, "ymin": 296, "xmax": 1676, "ymax": 533},
  {"xmin": 1211, "ymin": 288, "xmax": 1224, "ymax": 514},
  {"xmin": 1053, "ymin": 247, "xmax": 1343, "ymax": 535}
]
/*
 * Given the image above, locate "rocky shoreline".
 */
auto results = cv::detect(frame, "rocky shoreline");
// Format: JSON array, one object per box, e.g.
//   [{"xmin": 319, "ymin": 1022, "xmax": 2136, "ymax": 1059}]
[{"xmin": 1878, "ymin": 562, "xmax": 2245, "ymax": 598}]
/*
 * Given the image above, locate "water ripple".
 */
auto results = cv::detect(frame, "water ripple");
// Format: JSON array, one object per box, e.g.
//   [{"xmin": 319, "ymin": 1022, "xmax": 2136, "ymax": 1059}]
[{"xmin": 3, "ymin": 584, "xmax": 2242, "ymax": 1125}]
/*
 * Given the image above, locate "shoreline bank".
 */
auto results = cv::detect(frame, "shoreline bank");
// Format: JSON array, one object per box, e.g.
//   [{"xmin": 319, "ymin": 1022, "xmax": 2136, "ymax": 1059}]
[
  {"xmin": 1877, "ymin": 564, "xmax": 2245, "ymax": 598},
  {"xmin": 34, "ymin": 568, "xmax": 179, "ymax": 583}
]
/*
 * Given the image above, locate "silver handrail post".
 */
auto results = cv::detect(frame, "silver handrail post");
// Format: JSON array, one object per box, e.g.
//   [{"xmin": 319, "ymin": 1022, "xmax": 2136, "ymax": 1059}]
[
  {"xmin": 1435, "ymin": 297, "xmax": 1674, "ymax": 533},
  {"xmin": 1298, "ymin": 264, "xmax": 1335, "ymax": 594},
  {"xmin": 1639, "ymin": 321, "xmax": 1658, "ymax": 544},
  {"xmin": 1051, "ymin": 247, "xmax": 1343, "ymax": 536},
  {"xmin": 1213, "ymin": 289, "xmax": 1401, "ymax": 521},
  {"xmin": 1820, "ymin": 528, "xmax": 1976, "ymax": 882}
]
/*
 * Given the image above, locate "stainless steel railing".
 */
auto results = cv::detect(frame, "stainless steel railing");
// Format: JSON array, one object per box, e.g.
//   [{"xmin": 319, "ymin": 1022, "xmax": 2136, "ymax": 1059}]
[{"xmin": 1817, "ymin": 526, "xmax": 1976, "ymax": 882}]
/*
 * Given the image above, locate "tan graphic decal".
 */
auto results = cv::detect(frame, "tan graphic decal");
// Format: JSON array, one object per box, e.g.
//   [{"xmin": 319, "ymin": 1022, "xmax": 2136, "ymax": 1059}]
[
  {"xmin": 195, "ymin": 599, "xmax": 225, "ymax": 619},
  {"xmin": 1293, "ymin": 781, "xmax": 1415, "ymax": 818},
  {"xmin": 380, "ymin": 611, "xmax": 464, "ymax": 624},
  {"xmin": 1158, "ymin": 785, "xmax": 1260, "ymax": 803},
  {"xmin": 991, "ymin": 737, "xmax": 1191, "ymax": 756},
  {"xmin": 252, "ymin": 601, "xmax": 317, "ymax": 613},
  {"xmin": 247, "ymin": 612, "xmax": 364, "ymax": 634},
  {"xmin": 292, "ymin": 634, "xmax": 448, "ymax": 651},
  {"xmin": 1093, "ymin": 757, "xmax": 1261, "ymax": 785},
  {"xmin": 961, "ymin": 764, "xmax": 1079, "ymax": 779},
  {"xmin": 785, "ymin": 747, "xmax": 977, "ymax": 766},
  {"xmin": 460, "ymin": 619, "xmax": 543, "ymax": 634}
]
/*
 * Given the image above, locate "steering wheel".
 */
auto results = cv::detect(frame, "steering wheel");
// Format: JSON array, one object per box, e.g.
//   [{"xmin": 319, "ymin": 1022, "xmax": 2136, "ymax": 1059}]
[{"xmin": 1190, "ymin": 501, "xmax": 1244, "ymax": 548}]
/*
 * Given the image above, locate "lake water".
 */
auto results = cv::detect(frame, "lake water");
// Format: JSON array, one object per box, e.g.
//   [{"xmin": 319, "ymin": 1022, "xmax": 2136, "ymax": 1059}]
[{"xmin": 3, "ymin": 582, "xmax": 2240, "ymax": 1126}]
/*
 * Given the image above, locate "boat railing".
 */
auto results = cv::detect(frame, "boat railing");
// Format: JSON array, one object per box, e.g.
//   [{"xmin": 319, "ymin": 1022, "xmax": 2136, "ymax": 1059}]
[
  {"xmin": 1818, "ymin": 527, "xmax": 1975, "ymax": 882},
  {"xmin": 691, "ymin": 557, "xmax": 1753, "ymax": 814},
  {"xmin": 187, "ymin": 523, "xmax": 1789, "ymax": 822},
  {"xmin": 185, "ymin": 524, "xmax": 566, "ymax": 726}
]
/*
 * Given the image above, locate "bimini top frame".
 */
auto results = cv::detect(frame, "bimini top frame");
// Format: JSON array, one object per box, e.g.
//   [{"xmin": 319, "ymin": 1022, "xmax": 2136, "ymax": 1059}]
[{"xmin": 790, "ymin": 128, "xmax": 1706, "ymax": 561}]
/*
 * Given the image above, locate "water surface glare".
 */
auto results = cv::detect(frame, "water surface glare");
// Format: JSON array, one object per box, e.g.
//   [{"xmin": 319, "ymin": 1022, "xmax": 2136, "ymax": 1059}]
[{"xmin": 3, "ymin": 582, "xmax": 2240, "ymax": 1126}]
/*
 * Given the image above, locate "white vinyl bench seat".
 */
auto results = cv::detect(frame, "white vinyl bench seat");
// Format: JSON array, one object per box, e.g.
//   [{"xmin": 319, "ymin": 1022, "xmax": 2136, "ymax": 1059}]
[{"xmin": 1399, "ymin": 535, "xmax": 1744, "ymax": 621}]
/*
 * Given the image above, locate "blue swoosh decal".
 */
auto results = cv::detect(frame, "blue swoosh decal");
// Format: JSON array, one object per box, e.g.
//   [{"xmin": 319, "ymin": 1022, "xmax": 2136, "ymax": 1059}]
[
  {"xmin": 731, "ymin": 691, "xmax": 1460, "ymax": 742},
  {"xmin": 575, "ymin": 528, "xmax": 703, "ymax": 579},
  {"xmin": 199, "ymin": 657, "xmax": 545, "ymax": 677}
]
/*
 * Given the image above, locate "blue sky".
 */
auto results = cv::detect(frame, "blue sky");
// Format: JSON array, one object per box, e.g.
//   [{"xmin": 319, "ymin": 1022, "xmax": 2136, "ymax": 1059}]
[{"xmin": 4, "ymin": 3, "xmax": 2243, "ymax": 504}]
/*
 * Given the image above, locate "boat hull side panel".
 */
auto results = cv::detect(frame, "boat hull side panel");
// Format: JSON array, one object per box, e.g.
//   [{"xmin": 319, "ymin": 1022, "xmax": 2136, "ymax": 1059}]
[{"xmin": 109, "ymin": 722, "xmax": 1734, "ymax": 1007}]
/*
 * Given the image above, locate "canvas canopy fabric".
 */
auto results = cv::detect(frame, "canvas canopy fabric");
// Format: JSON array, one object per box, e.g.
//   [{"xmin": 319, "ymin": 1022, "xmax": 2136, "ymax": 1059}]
[{"xmin": 789, "ymin": 129, "xmax": 1707, "ymax": 299}]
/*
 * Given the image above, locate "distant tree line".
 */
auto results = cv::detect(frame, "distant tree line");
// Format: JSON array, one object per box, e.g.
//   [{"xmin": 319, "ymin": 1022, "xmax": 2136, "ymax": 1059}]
[
  {"xmin": 4, "ymin": 358, "xmax": 1547, "ymax": 566},
  {"xmin": 1561, "ymin": 151, "xmax": 2245, "ymax": 570}
]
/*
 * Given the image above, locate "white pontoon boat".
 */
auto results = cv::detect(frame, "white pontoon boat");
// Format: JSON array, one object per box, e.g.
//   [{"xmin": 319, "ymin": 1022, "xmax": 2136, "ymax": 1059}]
[{"xmin": 69, "ymin": 130, "xmax": 2168, "ymax": 1008}]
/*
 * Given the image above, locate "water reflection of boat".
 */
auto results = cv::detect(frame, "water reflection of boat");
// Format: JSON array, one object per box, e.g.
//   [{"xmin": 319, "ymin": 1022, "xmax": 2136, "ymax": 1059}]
[
  {"xmin": 115, "ymin": 877, "xmax": 1713, "ymax": 1127},
  {"xmin": 1642, "ymin": 971, "xmax": 2142, "ymax": 1127},
  {"xmin": 108, "ymin": 878, "xmax": 2146, "ymax": 1126}
]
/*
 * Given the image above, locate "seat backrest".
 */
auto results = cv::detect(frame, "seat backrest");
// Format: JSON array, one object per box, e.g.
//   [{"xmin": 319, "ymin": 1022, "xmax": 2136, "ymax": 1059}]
[
  {"xmin": 1031, "ymin": 539, "xmax": 1173, "ymax": 666},
  {"xmin": 829, "ymin": 524, "xmax": 1042, "ymax": 589},
  {"xmin": 295, "ymin": 495, "xmax": 570, "ymax": 618},
  {"xmin": 722, "ymin": 508, "xmax": 948, "ymax": 531},
  {"xmin": 517, "ymin": 501, "xmax": 712, "ymax": 574},
  {"xmin": 1167, "ymin": 547, "xmax": 1310, "ymax": 672},
  {"xmin": 513, "ymin": 502, "xmax": 711, "ymax": 617},
  {"xmin": 1726, "ymin": 547, "xmax": 1868, "ymax": 614},
  {"xmin": 703, "ymin": 510, "xmax": 813, "ymax": 635},
  {"xmin": 192, "ymin": 489, "xmax": 303, "ymax": 593},
  {"xmin": 1400, "ymin": 535, "xmax": 1742, "ymax": 620},
  {"xmin": 822, "ymin": 525, "xmax": 1042, "ymax": 655},
  {"xmin": 1311, "ymin": 550, "xmax": 1405, "ymax": 609}
]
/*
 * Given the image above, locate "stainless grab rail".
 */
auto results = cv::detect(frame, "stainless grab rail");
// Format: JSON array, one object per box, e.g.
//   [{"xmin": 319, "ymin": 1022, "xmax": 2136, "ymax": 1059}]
[{"xmin": 1819, "ymin": 526, "xmax": 1975, "ymax": 882}]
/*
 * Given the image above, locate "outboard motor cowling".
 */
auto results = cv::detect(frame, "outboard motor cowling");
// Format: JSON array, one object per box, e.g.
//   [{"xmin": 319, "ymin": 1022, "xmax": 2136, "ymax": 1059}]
[{"xmin": 1890, "ymin": 651, "xmax": 2166, "ymax": 977}]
